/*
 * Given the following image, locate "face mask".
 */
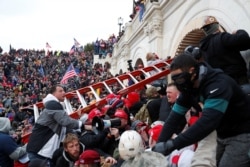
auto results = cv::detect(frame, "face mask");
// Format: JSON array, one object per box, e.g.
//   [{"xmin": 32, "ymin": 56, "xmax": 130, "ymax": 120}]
[{"xmin": 171, "ymin": 72, "xmax": 194, "ymax": 93}]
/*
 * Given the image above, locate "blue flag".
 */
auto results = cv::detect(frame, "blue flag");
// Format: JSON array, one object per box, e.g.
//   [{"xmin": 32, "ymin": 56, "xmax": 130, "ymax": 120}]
[{"xmin": 38, "ymin": 65, "xmax": 45, "ymax": 77}]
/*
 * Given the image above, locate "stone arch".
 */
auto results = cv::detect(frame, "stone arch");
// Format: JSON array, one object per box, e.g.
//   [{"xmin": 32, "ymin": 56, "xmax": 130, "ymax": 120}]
[
  {"xmin": 111, "ymin": 0, "xmax": 250, "ymax": 75},
  {"xmin": 167, "ymin": 0, "xmax": 250, "ymax": 57},
  {"xmin": 132, "ymin": 47, "xmax": 147, "ymax": 65},
  {"xmin": 175, "ymin": 29, "xmax": 205, "ymax": 56},
  {"xmin": 174, "ymin": 22, "xmax": 227, "ymax": 56},
  {"xmin": 171, "ymin": 9, "xmax": 238, "ymax": 56},
  {"xmin": 172, "ymin": 15, "xmax": 228, "ymax": 57},
  {"xmin": 134, "ymin": 58, "xmax": 144, "ymax": 69},
  {"xmin": 169, "ymin": 16, "xmax": 205, "ymax": 57}
]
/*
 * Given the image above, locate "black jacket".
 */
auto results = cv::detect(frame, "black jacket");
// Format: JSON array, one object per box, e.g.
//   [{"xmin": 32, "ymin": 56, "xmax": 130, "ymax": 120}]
[
  {"xmin": 53, "ymin": 143, "xmax": 85, "ymax": 167},
  {"xmin": 79, "ymin": 129, "xmax": 109, "ymax": 149},
  {"xmin": 158, "ymin": 96, "xmax": 186, "ymax": 134},
  {"xmin": 147, "ymin": 97, "xmax": 162, "ymax": 123},
  {"xmin": 158, "ymin": 63, "xmax": 250, "ymax": 149},
  {"xmin": 129, "ymin": 101, "xmax": 144, "ymax": 116},
  {"xmin": 200, "ymin": 30, "xmax": 250, "ymax": 84},
  {"xmin": 158, "ymin": 96, "xmax": 172, "ymax": 122}
]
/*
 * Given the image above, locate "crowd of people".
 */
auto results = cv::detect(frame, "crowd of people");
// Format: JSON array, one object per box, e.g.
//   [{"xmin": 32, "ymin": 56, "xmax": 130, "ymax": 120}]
[
  {"xmin": 1, "ymin": 14, "xmax": 250, "ymax": 167},
  {"xmin": 93, "ymin": 34, "xmax": 118, "ymax": 59},
  {"xmin": 0, "ymin": 46, "xmax": 115, "ymax": 145}
]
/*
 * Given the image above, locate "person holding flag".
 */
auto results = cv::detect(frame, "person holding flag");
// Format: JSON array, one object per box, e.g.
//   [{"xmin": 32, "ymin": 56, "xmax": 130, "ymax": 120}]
[
  {"xmin": 46, "ymin": 42, "xmax": 52, "ymax": 49},
  {"xmin": 69, "ymin": 45, "xmax": 76, "ymax": 55},
  {"xmin": 74, "ymin": 38, "xmax": 81, "ymax": 46},
  {"xmin": 68, "ymin": 38, "xmax": 82, "ymax": 56},
  {"xmin": 38, "ymin": 65, "xmax": 45, "ymax": 78},
  {"xmin": 46, "ymin": 42, "xmax": 52, "ymax": 57}
]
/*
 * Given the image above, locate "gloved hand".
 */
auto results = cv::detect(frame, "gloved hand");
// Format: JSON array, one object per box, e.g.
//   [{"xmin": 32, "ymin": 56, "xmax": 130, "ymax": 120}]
[{"xmin": 152, "ymin": 140, "xmax": 175, "ymax": 156}]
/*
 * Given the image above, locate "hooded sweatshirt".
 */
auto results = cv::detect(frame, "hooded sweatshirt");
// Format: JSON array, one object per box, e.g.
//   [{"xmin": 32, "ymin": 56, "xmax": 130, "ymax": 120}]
[
  {"xmin": 0, "ymin": 117, "xmax": 11, "ymax": 133},
  {"xmin": 199, "ymin": 30, "xmax": 250, "ymax": 81},
  {"xmin": 0, "ymin": 117, "xmax": 27, "ymax": 167},
  {"xmin": 27, "ymin": 94, "xmax": 82, "ymax": 159}
]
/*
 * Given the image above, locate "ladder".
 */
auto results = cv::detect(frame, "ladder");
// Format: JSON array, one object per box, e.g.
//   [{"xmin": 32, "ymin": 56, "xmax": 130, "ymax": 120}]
[{"xmin": 22, "ymin": 58, "xmax": 172, "ymax": 142}]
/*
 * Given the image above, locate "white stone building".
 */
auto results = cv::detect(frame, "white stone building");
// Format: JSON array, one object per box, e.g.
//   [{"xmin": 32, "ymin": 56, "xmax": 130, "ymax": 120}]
[{"xmin": 95, "ymin": 0, "xmax": 250, "ymax": 76}]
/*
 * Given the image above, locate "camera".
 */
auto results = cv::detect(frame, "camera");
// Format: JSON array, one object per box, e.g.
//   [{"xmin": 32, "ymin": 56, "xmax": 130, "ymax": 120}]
[
  {"xmin": 92, "ymin": 116, "xmax": 121, "ymax": 131},
  {"xmin": 127, "ymin": 60, "xmax": 134, "ymax": 72}
]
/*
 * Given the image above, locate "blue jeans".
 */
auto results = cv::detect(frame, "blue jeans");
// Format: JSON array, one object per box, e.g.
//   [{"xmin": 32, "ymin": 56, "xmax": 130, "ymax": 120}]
[
  {"xmin": 28, "ymin": 152, "xmax": 53, "ymax": 167},
  {"xmin": 217, "ymin": 133, "xmax": 250, "ymax": 167},
  {"xmin": 139, "ymin": 4, "xmax": 145, "ymax": 22}
]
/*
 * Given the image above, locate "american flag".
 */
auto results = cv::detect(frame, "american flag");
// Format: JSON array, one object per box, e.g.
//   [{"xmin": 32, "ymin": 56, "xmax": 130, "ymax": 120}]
[
  {"xmin": 46, "ymin": 42, "xmax": 51, "ymax": 48},
  {"xmin": 74, "ymin": 38, "xmax": 80, "ymax": 46},
  {"xmin": 60, "ymin": 64, "xmax": 78, "ymax": 84}
]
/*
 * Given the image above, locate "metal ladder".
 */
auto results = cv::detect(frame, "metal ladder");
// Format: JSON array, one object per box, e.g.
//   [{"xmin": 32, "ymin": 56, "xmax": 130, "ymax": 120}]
[
  {"xmin": 33, "ymin": 58, "xmax": 172, "ymax": 120},
  {"xmin": 22, "ymin": 58, "xmax": 172, "ymax": 142}
]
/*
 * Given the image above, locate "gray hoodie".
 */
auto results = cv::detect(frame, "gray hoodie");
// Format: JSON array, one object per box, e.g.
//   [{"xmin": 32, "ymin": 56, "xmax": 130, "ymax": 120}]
[
  {"xmin": 27, "ymin": 93, "xmax": 82, "ymax": 159},
  {"xmin": 0, "ymin": 117, "xmax": 12, "ymax": 133},
  {"xmin": 0, "ymin": 117, "xmax": 27, "ymax": 161}
]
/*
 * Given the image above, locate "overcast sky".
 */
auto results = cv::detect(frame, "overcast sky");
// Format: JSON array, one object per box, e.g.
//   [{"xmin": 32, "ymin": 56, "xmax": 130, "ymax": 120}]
[{"xmin": 0, "ymin": 0, "xmax": 133, "ymax": 52}]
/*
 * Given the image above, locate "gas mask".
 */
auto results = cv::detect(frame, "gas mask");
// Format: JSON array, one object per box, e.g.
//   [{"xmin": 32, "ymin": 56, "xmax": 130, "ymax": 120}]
[{"xmin": 171, "ymin": 72, "xmax": 194, "ymax": 93}]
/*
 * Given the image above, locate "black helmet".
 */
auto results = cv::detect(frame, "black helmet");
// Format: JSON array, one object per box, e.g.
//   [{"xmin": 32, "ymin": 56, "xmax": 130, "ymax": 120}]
[{"xmin": 184, "ymin": 45, "xmax": 202, "ymax": 60}]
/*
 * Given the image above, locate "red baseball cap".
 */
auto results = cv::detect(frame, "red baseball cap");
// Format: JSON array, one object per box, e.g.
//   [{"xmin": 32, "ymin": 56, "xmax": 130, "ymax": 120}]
[
  {"xmin": 127, "ymin": 92, "xmax": 140, "ymax": 105},
  {"xmin": 148, "ymin": 124, "xmax": 163, "ymax": 141},
  {"xmin": 114, "ymin": 109, "xmax": 128, "ymax": 120},
  {"xmin": 106, "ymin": 93, "xmax": 121, "ymax": 101},
  {"xmin": 79, "ymin": 150, "xmax": 100, "ymax": 164},
  {"xmin": 88, "ymin": 108, "xmax": 104, "ymax": 120}
]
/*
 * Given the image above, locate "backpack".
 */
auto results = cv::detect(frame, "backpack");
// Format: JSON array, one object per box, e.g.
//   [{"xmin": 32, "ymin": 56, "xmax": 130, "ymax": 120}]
[{"xmin": 134, "ymin": 100, "xmax": 152, "ymax": 125}]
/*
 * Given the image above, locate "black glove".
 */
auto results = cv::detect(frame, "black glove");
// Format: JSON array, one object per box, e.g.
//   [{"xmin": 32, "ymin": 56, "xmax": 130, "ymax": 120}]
[{"xmin": 152, "ymin": 140, "xmax": 175, "ymax": 156}]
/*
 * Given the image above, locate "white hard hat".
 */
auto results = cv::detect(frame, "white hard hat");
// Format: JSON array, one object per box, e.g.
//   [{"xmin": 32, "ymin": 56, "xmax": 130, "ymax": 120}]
[{"xmin": 118, "ymin": 130, "xmax": 144, "ymax": 161}]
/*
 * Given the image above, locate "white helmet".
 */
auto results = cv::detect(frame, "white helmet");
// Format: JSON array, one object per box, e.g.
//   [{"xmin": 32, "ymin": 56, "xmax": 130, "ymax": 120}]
[{"xmin": 118, "ymin": 130, "xmax": 144, "ymax": 161}]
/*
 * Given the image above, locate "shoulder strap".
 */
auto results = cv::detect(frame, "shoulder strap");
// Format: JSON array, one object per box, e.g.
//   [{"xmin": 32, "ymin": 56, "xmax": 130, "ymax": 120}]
[{"xmin": 146, "ymin": 99, "xmax": 153, "ymax": 105}]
